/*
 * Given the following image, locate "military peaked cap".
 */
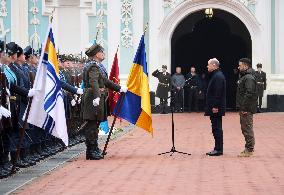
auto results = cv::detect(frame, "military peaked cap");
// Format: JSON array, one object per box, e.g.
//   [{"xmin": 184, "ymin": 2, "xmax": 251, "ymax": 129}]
[
  {"xmin": 6, "ymin": 42, "xmax": 18, "ymax": 56},
  {"xmin": 85, "ymin": 44, "xmax": 104, "ymax": 57}
]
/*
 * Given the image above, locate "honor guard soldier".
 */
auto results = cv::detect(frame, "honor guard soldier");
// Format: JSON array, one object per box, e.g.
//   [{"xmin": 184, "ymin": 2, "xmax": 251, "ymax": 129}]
[
  {"xmin": 0, "ymin": 40, "xmax": 13, "ymax": 178},
  {"xmin": 4, "ymin": 42, "xmax": 36, "ymax": 169},
  {"xmin": 152, "ymin": 65, "xmax": 171, "ymax": 114},
  {"xmin": 254, "ymin": 63, "xmax": 266, "ymax": 112},
  {"xmin": 82, "ymin": 44, "xmax": 127, "ymax": 160}
]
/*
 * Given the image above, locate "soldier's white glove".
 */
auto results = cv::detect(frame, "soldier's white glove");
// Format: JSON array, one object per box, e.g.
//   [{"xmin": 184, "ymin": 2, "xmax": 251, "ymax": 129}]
[
  {"xmin": 74, "ymin": 94, "xmax": 78, "ymax": 100},
  {"xmin": 93, "ymin": 97, "xmax": 100, "ymax": 107},
  {"xmin": 0, "ymin": 106, "xmax": 11, "ymax": 118},
  {"xmin": 76, "ymin": 88, "xmax": 83, "ymax": 95},
  {"xmin": 120, "ymin": 86, "xmax": 128, "ymax": 93},
  {"xmin": 78, "ymin": 97, "xmax": 81, "ymax": 104},
  {"xmin": 6, "ymin": 87, "xmax": 10, "ymax": 96},
  {"xmin": 28, "ymin": 88, "xmax": 36, "ymax": 97},
  {"xmin": 71, "ymin": 99, "xmax": 76, "ymax": 106}
]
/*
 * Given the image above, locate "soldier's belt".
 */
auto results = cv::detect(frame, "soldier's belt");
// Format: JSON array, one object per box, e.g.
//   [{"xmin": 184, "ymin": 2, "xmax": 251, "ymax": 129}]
[
  {"xmin": 10, "ymin": 96, "xmax": 17, "ymax": 101},
  {"xmin": 159, "ymin": 82, "xmax": 169, "ymax": 86},
  {"xmin": 257, "ymin": 82, "xmax": 264, "ymax": 84}
]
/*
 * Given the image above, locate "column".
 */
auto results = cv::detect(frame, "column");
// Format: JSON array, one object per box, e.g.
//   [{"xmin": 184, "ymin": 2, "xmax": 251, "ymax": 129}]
[{"xmin": 11, "ymin": 0, "xmax": 29, "ymax": 46}]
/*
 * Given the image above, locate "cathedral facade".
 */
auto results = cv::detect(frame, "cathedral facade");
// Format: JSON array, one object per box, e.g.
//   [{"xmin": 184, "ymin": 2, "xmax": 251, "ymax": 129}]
[{"xmin": 1, "ymin": 0, "xmax": 283, "ymax": 108}]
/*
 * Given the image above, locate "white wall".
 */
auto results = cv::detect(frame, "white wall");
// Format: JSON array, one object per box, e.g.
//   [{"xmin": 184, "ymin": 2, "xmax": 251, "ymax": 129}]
[
  {"xmin": 254, "ymin": 0, "xmax": 272, "ymax": 73},
  {"xmin": 57, "ymin": 7, "xmax": 81, "ymax": 55},
  {"xmin": 107, "ymin": 0, "xmax": 121, "ymax": 74},
  {"xmin": 276, "ymin": 0, "xmax": 284, "ymax": 74},
  {"xmin": 149, "ymin": 0, "xmax": 164, "ymax": 93},
  {"xmin": 11, "ymin": 0, "xmax": 29, "ymax": 47}
]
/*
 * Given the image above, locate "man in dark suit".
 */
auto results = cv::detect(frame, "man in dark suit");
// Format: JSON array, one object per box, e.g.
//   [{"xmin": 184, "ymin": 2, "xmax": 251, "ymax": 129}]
[
  {"xmin": 254, "ymin": 63, "xmax": 266, "ymax": 112},
  {"xmin": 205, "ymin": 58, "xmax": 226, "ymax": 156},
  {"xmin": 152, "ymin": 65, "xmax": 171, "ymax": 114}
]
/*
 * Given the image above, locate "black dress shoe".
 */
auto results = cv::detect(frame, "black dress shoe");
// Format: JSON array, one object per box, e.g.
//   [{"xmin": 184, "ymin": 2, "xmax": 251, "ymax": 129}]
[{"xmin": 206, "ymin": 150, "xmax": 223, "ymax": 156}]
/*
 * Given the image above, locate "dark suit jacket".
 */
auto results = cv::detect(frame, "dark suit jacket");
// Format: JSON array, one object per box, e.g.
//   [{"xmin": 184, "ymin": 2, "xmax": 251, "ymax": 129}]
[{"xmin": 204, "ymin": 69, "xmax": 226, "ymax": 116}]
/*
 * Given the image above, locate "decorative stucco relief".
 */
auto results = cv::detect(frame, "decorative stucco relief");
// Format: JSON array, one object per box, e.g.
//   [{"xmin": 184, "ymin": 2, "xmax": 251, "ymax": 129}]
[
  {"xmin": 0, "ymin": 0, "xmax": 10, "ymax": 38},
  {"xmin": 30, "ymin": 0, "xmax": 41, "ymax": 50},
  {"xmin": 121, "ymin": 0, "xmax": 133, "ymax": 48},
  {"xmin": 96, "ymin": 0, "xmax": 107, "ymax": 47}
]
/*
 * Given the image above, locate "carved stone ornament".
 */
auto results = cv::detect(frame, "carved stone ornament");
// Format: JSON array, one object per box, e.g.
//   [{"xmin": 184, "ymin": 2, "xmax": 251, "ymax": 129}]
[
  {"xmin": 96, "ymin": 0, "xmax": 107, "ymax": 47},
  {"xmin": 121, "ymin": 0, "xmax": 133, "ymax": 48}
]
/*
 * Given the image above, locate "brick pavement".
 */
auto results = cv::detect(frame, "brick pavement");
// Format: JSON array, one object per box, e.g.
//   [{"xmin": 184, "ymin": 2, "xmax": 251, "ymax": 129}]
[{"xmin": 14, "ymin": 113, "xmax": 284, "ymax": 195}]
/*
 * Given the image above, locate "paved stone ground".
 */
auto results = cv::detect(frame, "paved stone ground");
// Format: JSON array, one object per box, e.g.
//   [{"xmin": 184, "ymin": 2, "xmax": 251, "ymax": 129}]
[{"xmin": 11, "ymin": 112, "xmax": 284, "ymax": 195}]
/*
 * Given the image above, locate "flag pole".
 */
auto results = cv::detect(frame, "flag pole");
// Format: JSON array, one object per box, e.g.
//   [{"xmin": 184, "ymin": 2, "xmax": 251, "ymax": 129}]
[
  {"xmin": 144, "ymin": 22, "xmax": 149, "ymax": 35},
  {"xmin": 95, "ymin": 29, "xmax": 99, "ymax": 42},
  {"xmin": 116, "ymin": 44, "xmax": 120, "ymax": 53},
  {"xmin": 102, "ymin": 92, "xmax": 125, "ymax": 156}
]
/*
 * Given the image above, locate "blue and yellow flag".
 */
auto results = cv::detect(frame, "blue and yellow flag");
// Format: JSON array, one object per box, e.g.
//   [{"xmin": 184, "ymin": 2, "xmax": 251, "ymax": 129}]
[{"xmin": 114, "ymin": 35, "xmax": 153, "ymax": 135}]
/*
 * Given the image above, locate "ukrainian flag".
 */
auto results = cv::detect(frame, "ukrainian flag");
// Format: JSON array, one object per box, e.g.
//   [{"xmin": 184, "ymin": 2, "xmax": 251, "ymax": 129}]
[{"xmin": 114, "ymin": 35, "xmax": 153, "ymax": 134}]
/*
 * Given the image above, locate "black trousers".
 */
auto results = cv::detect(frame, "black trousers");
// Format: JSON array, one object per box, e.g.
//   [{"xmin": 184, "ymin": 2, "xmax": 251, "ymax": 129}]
[
  {"xmin": 258, "ymin": 96, "xmax": 263, "ymax": 108},
  {"xmin": 210, "ymin": 116, "xmax": 223, "ymax": 152},
  {"xmin": 159, "ymin": 98, "xmax": 167, "ymax": 113},
  {"xmin": 84, "ymin": 120, "xmax": 99, "ymax": 147},
  {"xmin": 187, "ymin": 87, "xmax": 199, "ymax": 112},
  {"xmin": 173, "ymin": 89, "xmax": 183, "ymax": 112}
]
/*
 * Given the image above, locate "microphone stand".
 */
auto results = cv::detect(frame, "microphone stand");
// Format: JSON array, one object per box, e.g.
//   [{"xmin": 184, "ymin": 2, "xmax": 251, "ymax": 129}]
[{"xmin": 158, "ymin": 91, "xmax": 191, "ymax": 156}]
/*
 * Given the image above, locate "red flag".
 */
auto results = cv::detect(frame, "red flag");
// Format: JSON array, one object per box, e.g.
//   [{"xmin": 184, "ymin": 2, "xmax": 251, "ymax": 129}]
[{"xmin": 108, "ymin": 51, "xmax": 120, "ymax": 114}]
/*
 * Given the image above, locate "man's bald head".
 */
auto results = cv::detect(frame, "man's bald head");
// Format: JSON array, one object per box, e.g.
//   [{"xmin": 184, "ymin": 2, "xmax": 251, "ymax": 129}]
[{"xmin": 207, "ymin": 58, "xmax": 220, "ymax": 72}]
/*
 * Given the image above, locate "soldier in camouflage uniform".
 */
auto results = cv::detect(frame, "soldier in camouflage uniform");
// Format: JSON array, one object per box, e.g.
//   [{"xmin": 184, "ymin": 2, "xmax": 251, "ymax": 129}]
[
  {"xmin": 254, "ymin": 63, "xmax": 266, "ymax": 112},
  {"xmin": 82, "ymin": 44, "xmax": 127, "ymax": 160}
]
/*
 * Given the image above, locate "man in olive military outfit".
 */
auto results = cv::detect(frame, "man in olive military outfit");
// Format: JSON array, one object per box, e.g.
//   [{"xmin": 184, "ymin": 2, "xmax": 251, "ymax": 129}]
[
  {"xmin": 237, "ymin": 58, "xmax": 258, "ymax": 157},
  {"xmin": 152, "ymin": 65, "xmax": 171, "ymax": 114},
  {"xmin": 254, "ymin": 63, "xmax": 266, "ymax": 112},
  {"xmin": 82, "ymin": 44, "xmax": 127, "ymax": 160}
]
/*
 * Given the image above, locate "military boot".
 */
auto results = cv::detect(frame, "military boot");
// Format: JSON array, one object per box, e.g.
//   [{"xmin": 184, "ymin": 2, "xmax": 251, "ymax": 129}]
[
  {"xmin": 40, "ymin": 142, "xmax": 50, "ymax": 158},
  {"xmin": 10, "ymin": 151, "xmax": 29, "ymax": 168},
  {"xmin": 1, "ymin": 152, "xmax": 14, "ymax": 173},
  {"xmin": 86, "ymin": 145, "xmax": 103, "ymax": 160},
  {"xmin": 0, "ymin": 166, "xmax": 9, "ymax": 179},
  {"xmin": 238, "ymin": 149, "xmax": 254, "ymax": 157},
  {"xmin": 0, "ymin": 154, "xmax": 10, "ymax": 178},
  {"xmin": 30, "ymin": 144, "xmax": 42, "ymax": 161},
  {"xmin": 20, "ymin": 148, "xmax": 36, "ymax": 166}
]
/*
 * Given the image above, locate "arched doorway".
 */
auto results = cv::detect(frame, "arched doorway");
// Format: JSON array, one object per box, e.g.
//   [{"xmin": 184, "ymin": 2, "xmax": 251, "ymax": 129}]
[
  {"xmin": 155, "ymin": 0, "xmax": 261, "ymax": 108},
  {"xmin": 171, "ymin": 9, "xmax": 252, "ymax": 109}
]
